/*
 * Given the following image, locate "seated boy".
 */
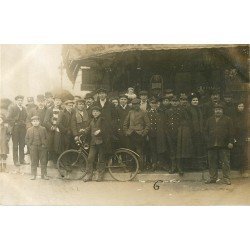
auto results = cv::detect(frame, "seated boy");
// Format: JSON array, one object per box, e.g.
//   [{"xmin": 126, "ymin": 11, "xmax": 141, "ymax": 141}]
[{"xmin": 25, "ymin": 116, "xmax": 49, "ymax": 180}]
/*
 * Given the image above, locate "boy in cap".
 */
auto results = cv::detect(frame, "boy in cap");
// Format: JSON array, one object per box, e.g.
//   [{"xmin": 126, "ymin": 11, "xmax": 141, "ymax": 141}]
[
  {"xmin": 205, "ymin": 104, "xmax": 234, "ymax": 185},
  {"xmin": 25, "ymin": 116, "xmax": 49, "ymax": 180},
  {"xmin": 82, "ymin": 106, "xmax": 112, "ymax": 182},
  {"xmin": 123, "ymin": 98, "xmax": 150, "ymax": 170},
  {"xmin": 0, "ymin": 114, "xmax": 11, "ymax": 172},
  {"xmin": 7, "ymin": 95, "xmax": 28, "ymax": 166}
]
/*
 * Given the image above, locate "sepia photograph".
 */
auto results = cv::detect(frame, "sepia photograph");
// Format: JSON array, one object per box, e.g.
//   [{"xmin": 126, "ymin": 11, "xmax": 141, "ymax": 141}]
[{"xmin": 0, "ymin": 44, "xmax": 249, "ymax": 205}]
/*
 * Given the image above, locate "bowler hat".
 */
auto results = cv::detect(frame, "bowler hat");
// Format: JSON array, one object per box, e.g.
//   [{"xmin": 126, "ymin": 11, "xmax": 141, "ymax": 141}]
[
  {"xmin": 37, "ymin": 95, "xmax": 45, "ymax": 102},
  {"xmin": 75, "ymin": 98, "xmax": 85, "ymax": 104},
  {"xmin": 85, "ymin": 93, "xmax": 94, "ymax": 100},
  {"xmin": 15, "ymin": 95, "xmax": 24, "ymax": 101},
  {"xmin": 45, "ymin": 92, "xmax": 53, "ymax": 98}
]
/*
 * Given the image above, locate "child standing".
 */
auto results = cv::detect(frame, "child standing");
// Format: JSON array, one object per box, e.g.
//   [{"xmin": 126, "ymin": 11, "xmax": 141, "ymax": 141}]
[
  {"xmin": 25, "ymin": 116, "xmax": 49, "ymax": 180},
  {"xmin": 82, "ymin": 106, "xmax": 112, "ymax": 182},
  {"xmin": 0, "ymin": 114, "xmax": 11, "ymax": 172}
]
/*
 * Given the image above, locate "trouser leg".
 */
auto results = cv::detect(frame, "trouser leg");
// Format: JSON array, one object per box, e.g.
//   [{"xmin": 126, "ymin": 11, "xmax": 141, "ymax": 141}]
[
  {"xmin": 39, "ymin": 147, "xmax": 48, "ymax": 177},
  {"xmin": 97, "ymin": 144, "xmax": 106, "ymax": 173},
  {"xmin": 149, "ymin": 136, "xmax": 158, "ymax": 164},
  {"xmin": 219, "ymin": 149, "xmax": 230, "ymax": 180},
  {"xmin": 208, "ymin": 149, "xmax": 219, "ymax": 180},
  {"xmin": 86, "ymin": 145, "xmax": 97, "ymax": 175},
  {"xmin": 12, "ymin": 127, "xmax": 19, "ymax": 163},
  {"xmin": 30, "ymin": 146, "xmax": 39, "ymax": 176},
  {"xmin": 18, "ymin": 126, "xmax": 26, "ymax": 163}
]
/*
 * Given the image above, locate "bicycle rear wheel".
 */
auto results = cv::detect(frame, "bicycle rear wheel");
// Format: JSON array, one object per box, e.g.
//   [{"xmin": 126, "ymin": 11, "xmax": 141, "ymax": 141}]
[
  {"xmin": 108, "ymin": 149, "xmax": 139, "ymax": 181},
  {"xmin": 57, "ymin": 149, "xmax": 87, "ymax": 180}
]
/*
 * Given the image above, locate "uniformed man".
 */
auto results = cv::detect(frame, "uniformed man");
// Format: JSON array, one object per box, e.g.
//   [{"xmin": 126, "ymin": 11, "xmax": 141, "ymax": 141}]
[
  {"xmin": 205, "ymin": 104, "xmax": 234, "ymax": 185},
  {"xmin": 7, "ymin": 95, "xmax": 28, "ymax": 166},
  {"xmin": 165, "ymin": 96, "xmax": 182, "ymax": 173},
  {"xmin": 147, "ymin": 97, "xmax": 167, "ymax": 171}
]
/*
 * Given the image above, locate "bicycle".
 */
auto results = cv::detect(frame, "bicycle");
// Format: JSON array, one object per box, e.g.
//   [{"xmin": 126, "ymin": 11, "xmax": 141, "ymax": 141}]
[{"xmin": 57, "ymin": 134, "xmax": 140, "ymax": 181}]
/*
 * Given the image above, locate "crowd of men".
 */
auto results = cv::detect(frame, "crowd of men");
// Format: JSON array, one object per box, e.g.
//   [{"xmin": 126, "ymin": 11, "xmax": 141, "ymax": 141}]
[{"xmin": 0, "ymin": 86, "xmax": 248, "ymax": 184}]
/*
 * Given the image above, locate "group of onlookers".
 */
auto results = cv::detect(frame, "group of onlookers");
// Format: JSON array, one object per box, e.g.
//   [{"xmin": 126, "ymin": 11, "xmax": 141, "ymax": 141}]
[{"xmin": 0, "ymin": 86, "xmax": 248, "ymax": 184}]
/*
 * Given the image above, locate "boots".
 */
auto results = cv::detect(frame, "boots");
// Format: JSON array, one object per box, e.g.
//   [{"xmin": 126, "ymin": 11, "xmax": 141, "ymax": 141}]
[
  {"xmin": 96, "ymin": 170, "xmax": 105, "ymax": 182},
  {"xmin": 30, "ymin": 175, "xmax": 36, "ymax": 180},
  {"xmin": 83, "ymin": 173, "xmax": 93, "ymax": 182},
  {"xmin": 2, "ymin": 162, "xmax": 6, "ymax": 172}
]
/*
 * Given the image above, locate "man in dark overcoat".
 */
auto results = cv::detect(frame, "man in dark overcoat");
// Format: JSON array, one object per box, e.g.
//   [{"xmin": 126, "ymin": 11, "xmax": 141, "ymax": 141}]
[
  {"xmin": 123, "ymin": 98, "xmax": 150, "ymax": 170},
  {"xmin": 7, "ymin": 95, "xmax": 28, "ymax": 166},
  {"xmin": 57, "ymin": 100, "xmax": 74, "ymax": 153},
  {"xmin": 44, "ymin": 95, "xmax": 63, "ymax": 164},
  {"xmin": 147, "ymin": 97, "xmax": 167, "ymax": 171},
  {"xmin": 165, "ymin": 96, "xmax": 182, "ymax": 173},
  {"xmin": 26, "ymin": 95, "xmax": 47, "ymax": 128},
  {"xmin": 116, "ymin": 94, "xmax": 131, "ymax": 148},
  {"xmin": 205, "ymin": 104, "xmax": 234, "ymax": 185}
]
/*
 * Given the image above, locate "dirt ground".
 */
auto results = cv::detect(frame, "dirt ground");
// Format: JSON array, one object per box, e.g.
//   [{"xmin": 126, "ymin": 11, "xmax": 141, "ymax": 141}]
[{"xmin": 1, "ymin": 172, "xmax": 250, "ymax": 206}]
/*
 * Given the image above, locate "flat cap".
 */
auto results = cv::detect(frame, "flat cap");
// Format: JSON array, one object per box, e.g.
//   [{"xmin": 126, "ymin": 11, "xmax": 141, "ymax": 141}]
[
  {"xmin": 131, "ymin": 98, "xmax": 141, "ymax": 104},
  {"xmin": 31, "ymin": 115, "xmax": 40, "ymax": 121},
  {"xmin": 149, "ymin": 97, "xmax": 159, "ymax": 103},
  {"xmin": 91, "ymin": 106, "xmax": 102, "ymax": 112},
  {"xmin": 139, "ymin": 90, "xmax": 148, "ymax": 96},
  {"xmin": 64, "ymin": 100, "xmax": 75, "ymax": 105},
  {"xmin": 27, "ymin": 97, "xmax": 34, "ymax": 102},
  {"xmin": 119, "ymin": 94, "xmax": 128, "ymax": 99},
  {"xmin": 45, "ymin": 92, "xmax": 53, "ymax": 98},
  {"xmin": 165, "ymin": 89, "xmax": 173, "ymax": 94},
  {"xmin": 171, "ymin": 96, "xmax": 178, "ymax": 102},
  {"xmin": 97, "ymin": 88, "xmax": 107, "ymax": 94},
  {"xmin": 214, "ymin": 103, "xmax": 224, "ymax": 109}
]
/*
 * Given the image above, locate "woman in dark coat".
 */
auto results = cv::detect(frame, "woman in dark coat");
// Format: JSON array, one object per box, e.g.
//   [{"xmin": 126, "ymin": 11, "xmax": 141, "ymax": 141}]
[
  {"xmin": 231, "ymin": 101, "xmax": 248, "ymax": 172},
  {"xmin": 177, "ymin": 93, "xmax": 207, "ymax": 171}
]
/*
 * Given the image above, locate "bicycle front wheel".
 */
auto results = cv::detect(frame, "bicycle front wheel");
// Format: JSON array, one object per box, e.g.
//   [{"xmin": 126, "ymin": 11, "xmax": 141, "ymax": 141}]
[
  {"xmin": 108, "ymin": 149, "xmax": 139, "ymax": 181},
  {"xmin": 57, "ymin": 149, "xmax": 87, "ymax": 180}
]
